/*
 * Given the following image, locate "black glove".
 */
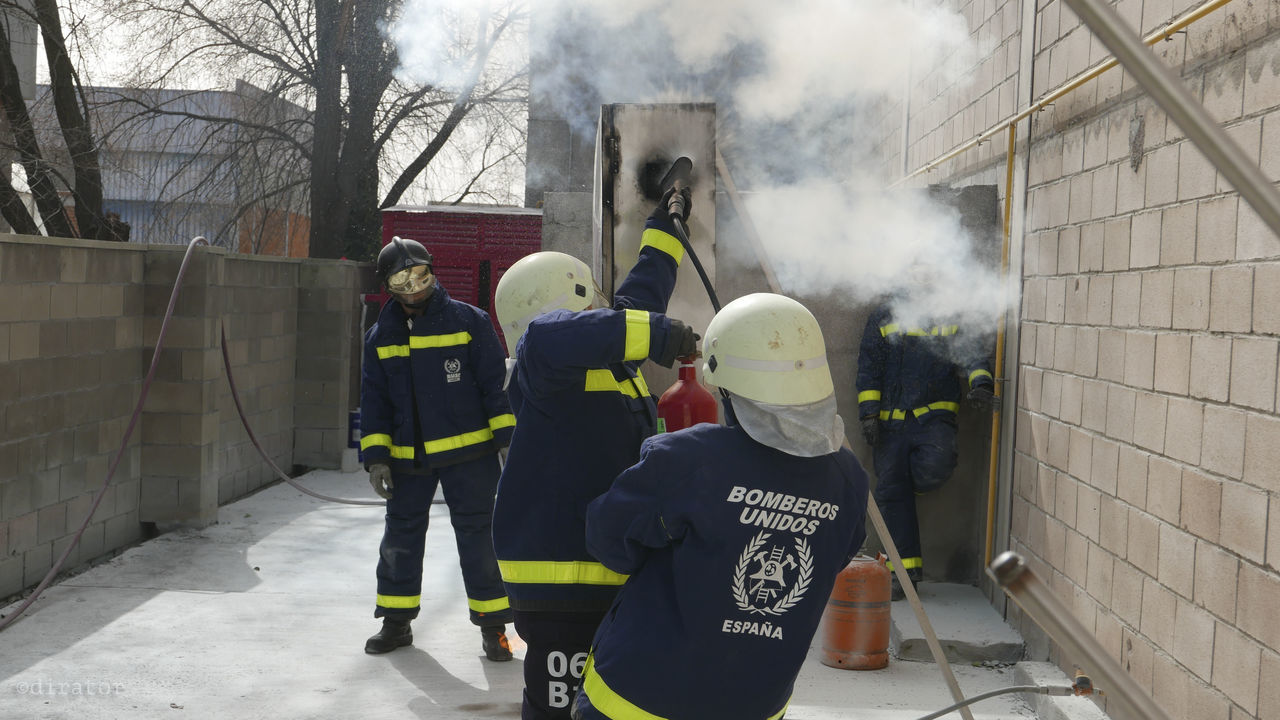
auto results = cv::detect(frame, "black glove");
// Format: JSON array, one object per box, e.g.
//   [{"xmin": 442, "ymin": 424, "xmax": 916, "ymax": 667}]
[
  {"xmin": 656, "ymin": 318, "xmax": 698, "ymax": 368},
  {"xmin": 860, "ymin": 416, "xmax": 879, "ymax": 447},
  {"xmin": 967, "ymin": 385, "xmax": 1001, "ymax": 411},
  {"xmin": 650, "ymin": 186, "xmax": 693, "ymax": 225}
]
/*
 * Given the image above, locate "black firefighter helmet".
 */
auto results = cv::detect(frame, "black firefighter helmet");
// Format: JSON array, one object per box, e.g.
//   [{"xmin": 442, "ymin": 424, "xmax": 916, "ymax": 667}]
[{"xmin": 377, "ymin": 236, "xmax": 435, "ymax": 297}]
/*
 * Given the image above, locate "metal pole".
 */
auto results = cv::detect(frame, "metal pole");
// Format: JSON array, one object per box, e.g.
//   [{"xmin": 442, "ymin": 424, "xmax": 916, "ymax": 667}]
[
  {"xmin": 988, "ymin": 552, "xmax": 1173, "ymax": 720},
  {"xmin": 1062, "ymin": 0, "xmax": 1280, "ymax": 240}
]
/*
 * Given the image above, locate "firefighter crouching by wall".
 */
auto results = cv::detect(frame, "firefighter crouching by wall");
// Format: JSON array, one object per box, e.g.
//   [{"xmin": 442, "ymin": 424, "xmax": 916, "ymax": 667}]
[
  {"xmin": 360, "ymin": 236, "xmax": 516, "ymax": 661},
  {"xmin": 855, "ymin": 264, "xmax": 998, "ymax": 600},
  {"xmin": 491, "ymin": 188, "xmax": 697, "ymax": 720},
  {"xmin": 571, "ymin": 293, "xmax": 870, "ymax": 720}
]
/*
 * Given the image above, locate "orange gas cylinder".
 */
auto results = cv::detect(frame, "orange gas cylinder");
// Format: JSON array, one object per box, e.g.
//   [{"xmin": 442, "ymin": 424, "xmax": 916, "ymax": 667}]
[
  {"xmin": 820, "ymin": 553, "xmax": 891, "ymax": 670},
  {"xmin": 657, "ymin": 358, "xmax": 719, "ymax": 432}
]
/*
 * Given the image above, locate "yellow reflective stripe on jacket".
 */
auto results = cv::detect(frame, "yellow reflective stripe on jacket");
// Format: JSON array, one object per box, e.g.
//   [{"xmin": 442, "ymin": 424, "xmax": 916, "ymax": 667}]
[
  {"xmin": 886, "ymin": 556, "xmax": 923, "ymax": 571},
  {"xmin": 583, "ymin": 654, "xmax": 666, "ymax": 720},
  {"xmin": 880, "ymin": 323, "xmax": 959, "ymax": 337},
  {"xmin": 582, "ymin": 655, "xmax": 788, "ymax": 720},
  {"xmin": 969, "ymin": 369, "xmax": 993, "ymax": 384},
  {"xmin": 422, "ymin": 427, "xmax": 494, "ymax": 455},
  {"xmin": 468, "ymin": 596, "xmax": 511, "ymax": 613},
  {"xmin": 878, "ymin": 402, "xmax": 959, "ymax": 421},
  {"xmin": 375, "ymin": 332, "xmax": 473, "ymax": 359},
  {"xmin": 858, "ymin": 389, "xmax": 881, "ymax": 403},
  {"xmin": 360, "ymin": 433, "xmax": 417, "ymax": 459},
  {"xmin": 640, "ymin": 228, "xmax": 685, "ymax": 264},
  {"xmin": 376, "ymin": 593, "xmax": 420, "ymax": 609},
  {"xmin": 498, "ymin": 560, "xmax": 629, "ymax": 586},
  {"xmin": 488, "ymin": 413, "xmax": 516, "ymax": 432},
  {"xmin": 584, "ymin": 369, "xmax": 650, "ymax": 398},
  {"xmin": 623, "ymin": 309, "xmax": 652, "ymax": 362},
  {"xmin": 914, "ymin": 401, "xmax": 959, "ymax": 417}
]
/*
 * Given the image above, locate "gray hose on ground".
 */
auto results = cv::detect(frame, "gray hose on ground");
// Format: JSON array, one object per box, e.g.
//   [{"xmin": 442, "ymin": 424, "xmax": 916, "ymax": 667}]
[{"xmin": 916, "ymin": 685, "xmax": 1075, "ymax": 720}]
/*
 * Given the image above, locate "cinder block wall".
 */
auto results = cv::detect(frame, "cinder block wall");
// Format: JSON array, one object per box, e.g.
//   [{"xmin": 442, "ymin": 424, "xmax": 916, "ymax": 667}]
[
  {"xmin": 216, "ymin": 255, "xmax": 300, "ymax": 504},
  {"xmin": 0, "ymin": 236, "xmax": 367, "ymax": 602},
  {"xmin": 0, "ymin": 237, "xmax": 146, "ymax": 594},
  {"xmin": 889, "ymin": 0, "xmax": 1280, "ymax": 718}
]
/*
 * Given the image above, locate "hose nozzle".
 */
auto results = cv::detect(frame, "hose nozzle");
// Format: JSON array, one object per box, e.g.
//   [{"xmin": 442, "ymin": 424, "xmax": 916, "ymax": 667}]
[{"xmin": 660, "ymin": 157, "xmax": 694, "ymax": 218}]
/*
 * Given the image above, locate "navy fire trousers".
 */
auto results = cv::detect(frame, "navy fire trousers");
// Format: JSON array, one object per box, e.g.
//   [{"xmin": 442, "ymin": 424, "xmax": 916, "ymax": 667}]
[{"xmin": 375, "ymin": 453, "xmax": 512, "ymax": 626}]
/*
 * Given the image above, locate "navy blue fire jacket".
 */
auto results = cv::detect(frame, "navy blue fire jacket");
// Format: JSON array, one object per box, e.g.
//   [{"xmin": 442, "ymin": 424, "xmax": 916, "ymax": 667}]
[
  {"xmin": 491, "ymin": 218, "xmax": 686, "ymax": 612},
  {"xmin": 360, "ymin": 284, "xmax": 515, "ymax": 472},
  {"xmin": 856, "ymin": 303, "xmax": 994, "ymax": 427},
  {"xmin": 580, "ymin": 421, "xmax": 869, "ymax": 720}
]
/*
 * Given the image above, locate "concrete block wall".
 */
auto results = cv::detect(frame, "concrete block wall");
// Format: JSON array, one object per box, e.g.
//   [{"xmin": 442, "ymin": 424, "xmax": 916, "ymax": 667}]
[
  {"xmin": 0, "ymin": 236, "xmax": 367, "ymax": 602},
  {"xmin": 216, "ymin": 255, "xmax": 299, "ymax": 504},
  {"xmin": 0, "ymin": 237, "xmax": 147, "ymax": 596},
  {"xmin": 891, "ymin": 0, "xmax": 1280, "ymax": 718},
  {"xmin": 293, "ymin": 261, "xmax": 373, "ymax": 469}
]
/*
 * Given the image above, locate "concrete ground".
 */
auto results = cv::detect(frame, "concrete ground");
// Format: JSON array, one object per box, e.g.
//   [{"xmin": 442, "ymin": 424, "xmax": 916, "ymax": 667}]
[{"xmin": 1, "ymin": 468, "xmax": 1090, "ymax": 720}]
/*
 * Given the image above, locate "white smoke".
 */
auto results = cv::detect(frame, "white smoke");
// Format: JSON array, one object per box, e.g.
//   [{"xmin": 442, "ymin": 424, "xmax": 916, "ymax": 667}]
[{"xmin": 391, "ymin": 0, "xmax": 1012, "ymax": 346}]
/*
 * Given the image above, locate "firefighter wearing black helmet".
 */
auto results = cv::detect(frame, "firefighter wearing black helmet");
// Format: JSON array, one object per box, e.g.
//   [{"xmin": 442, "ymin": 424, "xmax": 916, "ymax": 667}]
[{"xmin": 360, "ymin": 236, "xmax": 516, "ymax": 661}]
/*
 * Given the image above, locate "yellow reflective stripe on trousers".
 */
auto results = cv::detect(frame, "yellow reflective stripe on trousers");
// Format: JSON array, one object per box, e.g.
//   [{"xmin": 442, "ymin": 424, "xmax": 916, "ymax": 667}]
[
  {"xmin": 623, "ymin": 309, "xmax": 651, "ymax": 362},
  {"xmin": 498, "ymin": 560, "xmax": 629, "ymax": 586},
  {"xmin": 969, "ymin": 369, "xmax": 993, "ymax": 384},
  {"xmin": 583, "ymin": 654, "xmax": 788, "ymax": 720},
  {"xmin": 886, "ymin": 556, "xmax": 923, "ymax": 571},
  {"xmin": 584, "ymin": 369, "xmax": 650, "ymax": 399},
  {"xmin": 639, "ymin": 228, "xmax": 685, "ymax": 264},
  {"xmin": 377, "ymin": 594, "xmax": 421, "ymax": 609},
  {"xmin": 468, "ymin": 596, "xmax": 511, "ymax": 613},
  {"xmin": 858, "ymin": 389, "xmax": 881, "ymax": 403},
  {"xmin": 488, "ymin": 413, "xmax": 516, "ymax": 432},
  {"xmin": 422, "ymin": 427, "xmax": 495, "ymax": 455},
  {"xmin": 360, "ymin": 433, "xmax": 416, "ymax": 459},
  {"xmin": 375, "ymin": 332, "xmax": 473, "ymax": 359}
]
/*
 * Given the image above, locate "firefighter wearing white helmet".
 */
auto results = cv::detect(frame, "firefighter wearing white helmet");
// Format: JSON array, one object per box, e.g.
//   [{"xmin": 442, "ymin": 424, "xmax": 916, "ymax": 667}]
[
  {"xmin": 494, "ymin": 250, "xmax": 595, "ymax": 355},
  {"xmin": 492, "ymin": 188, "xmax": 698, "ymax": 720},
  {"xmin": 574, "ymin": 293, "xmax": 870, "ymax": 720}
]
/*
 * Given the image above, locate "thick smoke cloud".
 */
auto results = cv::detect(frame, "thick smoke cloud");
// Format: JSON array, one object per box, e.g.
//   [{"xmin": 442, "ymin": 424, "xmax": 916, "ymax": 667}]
[{"xmin": 393, "ymin": 0, "xmax": 1013, "ymax": 352}]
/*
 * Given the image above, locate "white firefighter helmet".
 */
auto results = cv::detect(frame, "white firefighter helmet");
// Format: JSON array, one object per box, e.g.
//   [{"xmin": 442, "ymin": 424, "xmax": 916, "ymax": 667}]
[
  {"xmin": 702, "ymin": 293, "xmax": 834, "ymax": 406},
  {"xmin": 494, "ymin": 251, "xmax": 594, "ymax": 354}
]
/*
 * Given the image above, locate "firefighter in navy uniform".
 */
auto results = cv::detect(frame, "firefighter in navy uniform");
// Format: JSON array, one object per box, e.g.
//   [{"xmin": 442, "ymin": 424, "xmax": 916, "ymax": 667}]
[
  {"xmin": 572, "ymin": 293, "xmax": 869, "ymax": 720},
  {"xmin": 855, "ymin": 268, "xmax": 998, "ymax": 600},
  {"xmin": 492, "ymin": 188, "xmax": 697, "ymax": 720},
  {"xmin": 360, "ymin": 236, "xmax": 516, "ymax": 661}
]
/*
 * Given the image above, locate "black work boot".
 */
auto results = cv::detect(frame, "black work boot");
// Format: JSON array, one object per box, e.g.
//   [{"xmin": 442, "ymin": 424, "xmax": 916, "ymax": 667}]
[
  {"xmin": 481, "ymin": 625, "xmax": 513, "ymax": 662},
  {"xmin": 890, "ymin": 568, "xmax": 923, "ymax": 601},
  {"xmin": 365, "ymin": 618, "xmax": 413, "ymax": 654}
]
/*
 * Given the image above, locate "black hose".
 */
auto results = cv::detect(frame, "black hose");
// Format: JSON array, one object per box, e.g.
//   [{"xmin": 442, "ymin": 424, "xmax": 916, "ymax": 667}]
[{"xmin": 670, "ymin": 214, "xmax": 721, "ymax": 313}]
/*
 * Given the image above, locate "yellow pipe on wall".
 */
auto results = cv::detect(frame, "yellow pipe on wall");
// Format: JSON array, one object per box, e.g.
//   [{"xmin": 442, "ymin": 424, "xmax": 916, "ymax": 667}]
[{"xmin": 984, "ymin": 123, "xmax": 1018, "ymax": 568}]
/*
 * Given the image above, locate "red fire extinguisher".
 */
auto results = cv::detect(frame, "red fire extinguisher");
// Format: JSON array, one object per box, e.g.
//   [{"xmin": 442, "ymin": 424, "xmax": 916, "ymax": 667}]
[
  {"xmin": 657, "ymin": 357, "xmax": 719, "ymax": 432},
  {"xmin": 820, "ymin": 553, "xmax": 891, "ymax": 670}
]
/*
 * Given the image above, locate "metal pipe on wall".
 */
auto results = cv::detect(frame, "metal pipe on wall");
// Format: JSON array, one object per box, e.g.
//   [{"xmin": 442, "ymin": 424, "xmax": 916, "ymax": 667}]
[
  {"xmin": 989, "ymin": 552, "xmax": 1174, "ymax": 720},
  {"xmin": 1062, "ymin": 0, "xmax": 1280, "ymax": 240},
  {"xmin": 893, "ymin": 0, "xmax": 1236, "ymax": 186}
]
